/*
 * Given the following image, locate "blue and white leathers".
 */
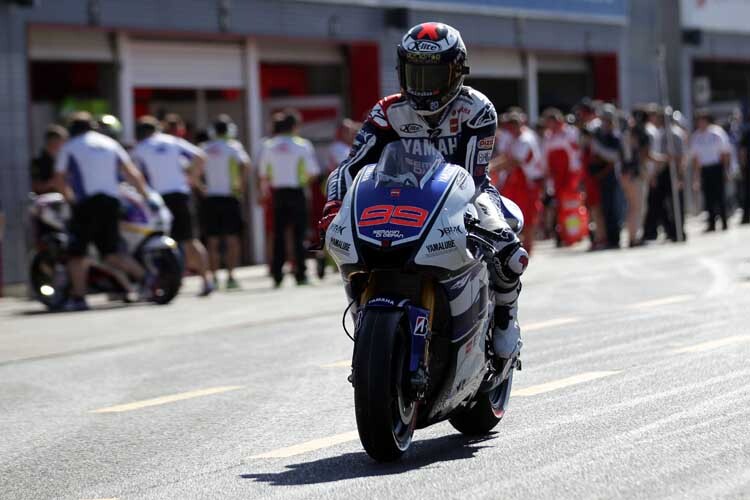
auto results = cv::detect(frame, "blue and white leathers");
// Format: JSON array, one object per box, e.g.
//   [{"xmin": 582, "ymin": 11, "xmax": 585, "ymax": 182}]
[{"xmin": 326, "ymin": 141, "xmax": 519, "ymax": 426}]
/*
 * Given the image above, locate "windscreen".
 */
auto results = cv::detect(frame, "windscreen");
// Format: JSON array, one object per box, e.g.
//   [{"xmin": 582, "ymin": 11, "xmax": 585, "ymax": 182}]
[{"xmin": 374, "ymin": 140, "xmax": 445, "ymax": 189}]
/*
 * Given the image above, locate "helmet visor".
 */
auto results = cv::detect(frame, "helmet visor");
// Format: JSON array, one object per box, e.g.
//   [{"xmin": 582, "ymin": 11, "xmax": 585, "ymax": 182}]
[{"xmin": 402, "ymin": 62, "xmax": 454, "ymax": 97}]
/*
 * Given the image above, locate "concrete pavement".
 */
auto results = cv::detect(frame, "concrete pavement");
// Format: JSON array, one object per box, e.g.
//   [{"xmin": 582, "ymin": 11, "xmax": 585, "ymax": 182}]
[{"xmin": 1, "ymin": 220, "xmax": 750, "ymax": 499}]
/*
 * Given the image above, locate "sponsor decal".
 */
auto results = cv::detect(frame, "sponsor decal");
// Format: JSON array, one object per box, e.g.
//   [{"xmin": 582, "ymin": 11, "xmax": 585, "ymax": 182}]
[
  {"xmin": 437, "ymin": 225, "xmax": 463, "ymax": 238},
  {"xmin": 406, "ymin": 52, "xmax": 442, "ymax": 64},
  {"xmin": 426, "ymin": 239, "xmax": 456, "ymax": 254},
  {"xmin": 373, "ymin": 229, "xmax": 404, "ymax": 239},
  {"xmin": 408, "ymin": 40, "xmax": 441, "ymax": 52},
  {"xmin": 414, "ymin": 315, "xmax": 429, "ymax": 337},
  {"xmin": 368, "ymin": 297, "xmax": 395, "ymax": 306},
  {"xmin": 478, "ymin": 137, "xmax": 495, "ymax": 150},
  {"xmin": 402, "ymin": 136, "xmax": 458, "ymax": 159},
  {"xmin": 456, "ymin": 171, "xmax": 470, "ymax": 189},
  {"xmin": 330, "ymin": 223, "xmax": 346, "ymax": 235},
  {"xmin": 477, "ymin": 149, "xmax": 493, "ymax": 164},
  {"xmin": 430, "ymin": 100, "xmax": 440, "ymax": 111},
  {"xmin": 450, "ymin": 118, "xmax": 458, "ymax": 134},
  {"xmin": 330, "ymin": 237, "xmax": 351, "ymax": 253},
  {"xmin": 390, "ymin": 188, "xmax": 401, "ymax": 198},
  {"xmin": 455, "ymin": 106, "xmax": 471, "ymax": 115},
  {"xmin": 359, "ymin": 204, "xmax": 429, "ymax": 228},
  {"xmin": 400, "ymin": 123, "xmax": 423, "ymax": 134}
]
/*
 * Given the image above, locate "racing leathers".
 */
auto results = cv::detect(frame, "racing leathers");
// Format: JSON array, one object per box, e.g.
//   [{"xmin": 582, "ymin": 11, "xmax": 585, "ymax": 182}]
[{"xmin": 324, "ymin": 87, "xmax": 527, "ymax": 362}]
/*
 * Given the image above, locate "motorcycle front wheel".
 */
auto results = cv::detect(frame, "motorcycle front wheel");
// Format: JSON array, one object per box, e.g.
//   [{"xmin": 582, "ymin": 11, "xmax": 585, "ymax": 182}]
[
  {"xmin": 353, "ymin": 309, "xmax": 416, "ymax": 462},
  {"xmin": 29, "ymin": 251, "xmax": 69, "ymax": 310},
  {"xmin": 143, "ymin": 248, "xmax": 182, "ymax": 305}
]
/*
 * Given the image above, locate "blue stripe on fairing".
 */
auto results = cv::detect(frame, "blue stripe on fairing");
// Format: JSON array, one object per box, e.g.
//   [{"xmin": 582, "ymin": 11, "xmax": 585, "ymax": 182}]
[
  {"xmin": 67, "ymin": 155, "xmax": 86, "ymax": 199},
  {"xmin": 451, "ymin": 282, "xmax": 488, "ymax": 341}
]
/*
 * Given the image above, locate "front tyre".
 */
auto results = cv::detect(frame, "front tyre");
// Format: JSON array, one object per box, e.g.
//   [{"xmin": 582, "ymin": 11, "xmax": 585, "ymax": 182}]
[
  {"xmin": 449, "ymin": 369, "xmax": 514, "ymax": 435},
  {"xmin": 353, "ymin": 309, "xmax": 416, "ymax": 462},
  {"xmin": 29, "ymin": 251, "xmax": 69, "ymax": 310},
  {"xmin": 144, "ymin": 248, "xmax": 182, "ymax": 305}
]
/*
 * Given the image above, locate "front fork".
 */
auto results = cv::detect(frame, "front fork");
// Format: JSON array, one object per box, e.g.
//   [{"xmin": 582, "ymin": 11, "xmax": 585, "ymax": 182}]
[{"xmin": 350, "ymin": 279, "xmax": 437, "ymax": 402}]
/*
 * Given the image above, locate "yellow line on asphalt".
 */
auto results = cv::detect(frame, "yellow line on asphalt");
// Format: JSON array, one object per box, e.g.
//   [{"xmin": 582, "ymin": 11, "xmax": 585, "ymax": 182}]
[
  {"xmin": 321, "ymin": 360, "xmax": 351, "ymax": 368},
  {"xmin": 513, "ymin": 371, "xmax": 620, "ymax": 397},
  {"xmin": 674, "ymin": 336, "xmax": 750, "ymax": 354},
  {"xmin": 250, "ymin": 431, "xmax": 360, "ymax": 459},
  {"xmin": 525, "ymin": 317, "xmax": 581, "ymax": 332},
  {"xmin": 627, "ymin": 294, "xmax": 695, "ymax": 309},
  {"xmin": 91, "ymin": 386, "xmax": 244, "ymax": 413}
]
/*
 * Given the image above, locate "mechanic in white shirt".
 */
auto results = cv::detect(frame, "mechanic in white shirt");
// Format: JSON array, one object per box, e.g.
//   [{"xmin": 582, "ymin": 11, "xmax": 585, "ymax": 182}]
[
  {"xmin": 690, "ymin": 109, "xmax": 732, "ymax": 232},
  {"xmin": 52, "ymin": 112, "xmax": 151, "ymax": 311},
  {"xmin": 197, "ymin": 115, "xmax": 252, "ymax": 289},
  {"xmin": 132, "ymin": 116, "xmax": 213, "ymax": 296},
  {"xmin": 258, "ymin": 109, "xmax": 321, "ymax": 287}
]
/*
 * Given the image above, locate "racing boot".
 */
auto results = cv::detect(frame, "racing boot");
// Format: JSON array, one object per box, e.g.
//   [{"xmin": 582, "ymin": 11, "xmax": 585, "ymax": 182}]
[{"xmin": 492, "ymin": 281, "xmax": 523, "ymax": 368}]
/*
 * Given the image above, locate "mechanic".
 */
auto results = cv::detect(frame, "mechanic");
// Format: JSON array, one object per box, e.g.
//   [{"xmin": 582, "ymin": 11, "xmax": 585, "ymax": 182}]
[
  {"xmin": 259, "ymin": 109, "xmax": 321, "ymax": 287},
  {"xmin": 320, "ymin": 22, "xmax": 528, "ymax": 366},
  {"xmin": 133, "ymin": 116, "xmax": 214, "ymax": 296},
  {"xmin": 53, "ymin": 112, "xmax": 153, "ymax": 311},
  {"xmin": 198, "ymin": 115, "xmax": 251, "ymax": 290}
]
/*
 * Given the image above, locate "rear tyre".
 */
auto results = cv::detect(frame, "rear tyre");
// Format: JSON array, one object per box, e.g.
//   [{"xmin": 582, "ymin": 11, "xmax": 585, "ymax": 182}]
[
  {"xmin": 353, "ymin": 309, "xmax": 416, "ymax": 462},
  {"xmin": 145, "ymin": 249, "xmax": 182, "ymax": 305},
  {"xmin": 449, "ymin": 369, "xmax": 514, "ymax": 435},
  {"xmin": 29, "ymin": 251, "xmax": 69, "ymax": 310}
]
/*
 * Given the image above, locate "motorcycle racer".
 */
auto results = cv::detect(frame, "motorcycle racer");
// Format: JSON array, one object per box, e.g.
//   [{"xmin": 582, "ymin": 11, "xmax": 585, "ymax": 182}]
[{"xmin": 320, "ymin": 22, "xmax": 528, "ymax": 365}]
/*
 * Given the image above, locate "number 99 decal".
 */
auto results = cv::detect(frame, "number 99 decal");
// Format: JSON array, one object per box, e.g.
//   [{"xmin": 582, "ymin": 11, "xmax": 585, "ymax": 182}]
[{"xmin": 359, "ymin": 204, "xmax": 429, "ymax": 228}]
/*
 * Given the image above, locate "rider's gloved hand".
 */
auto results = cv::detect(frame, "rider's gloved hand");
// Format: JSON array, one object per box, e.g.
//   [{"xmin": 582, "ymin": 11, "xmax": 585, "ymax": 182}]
[
  {"xmin": 489, "ymin": 228, "xmax": 529, "ymax": 285},
  {"xmin": 318, "ymin": 200, "xmax": 342, "ymax": 238}
]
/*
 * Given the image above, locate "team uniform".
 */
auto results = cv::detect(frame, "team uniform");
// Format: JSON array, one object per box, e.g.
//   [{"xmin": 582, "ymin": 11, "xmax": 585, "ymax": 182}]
[
  {"xmin": 259, "ymin": 135, "xmax": 321, "ymax": 284},
  {"xmin": 132, "ymin": 132, "xmax": 202, "ymax": 241},
  {"xmin": 54, "ymin": 130, "xmax": 129, "ymax": 257},
  {"xmin": 200, "ymin": 138, "xmax": 250, "ymax": 237},
  {"xmin": 690, "ymin": 124, "xmax": 732, "ymax": 231},
  {"xmin": 502, "ymin": 128, "xmax": 544, "ymax": 235},
  {"xmin": 326, "ymin": 87, "xmax": 515, "ymax": 226}
]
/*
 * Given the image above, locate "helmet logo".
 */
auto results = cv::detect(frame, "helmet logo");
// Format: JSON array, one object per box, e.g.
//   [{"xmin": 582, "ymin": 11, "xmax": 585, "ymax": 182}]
[
  {"xmin": 411, "ymin": 22, "xmax": 446, "ymax": 42},
  {"xmin": 408, "ymin": 40, "xmax": 440, "ymax": 52}
]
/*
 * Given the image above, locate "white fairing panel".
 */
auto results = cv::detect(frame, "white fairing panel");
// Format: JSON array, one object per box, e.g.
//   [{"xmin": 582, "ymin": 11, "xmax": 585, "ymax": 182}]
[
  {"xmin": 414, "ymin": 168, "xmax": 476, "ymax": 271},
  {"xmin": 325, "ymin": 184, "xmax": 359, "ymax": 267}
]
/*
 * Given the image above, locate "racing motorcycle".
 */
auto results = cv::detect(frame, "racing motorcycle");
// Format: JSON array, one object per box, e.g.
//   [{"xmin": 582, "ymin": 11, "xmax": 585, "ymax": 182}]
[
  {"xmin": 325, "ymin": 141, "xmax": 522, "ymax": 462},
  {"xmin": 28, "ymin": 185, "xmax": 182, "ymax": 310}
]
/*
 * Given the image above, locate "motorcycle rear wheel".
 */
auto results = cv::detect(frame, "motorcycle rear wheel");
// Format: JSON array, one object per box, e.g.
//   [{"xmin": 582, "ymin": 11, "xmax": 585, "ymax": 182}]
[
  {"xmin": 353, "ymin": 309, "xmax": 416, "ymax": 462},
  {"xmin": 449, "ymin": 368, "xmax": 514, "ymax": 435}
]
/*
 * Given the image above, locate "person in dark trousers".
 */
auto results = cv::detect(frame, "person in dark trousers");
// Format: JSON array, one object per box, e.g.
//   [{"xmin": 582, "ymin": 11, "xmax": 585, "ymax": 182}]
[
  {"xmin": 259, "ymin": 109, "xmax": 321, "ymax": 287},
  {"xmin": 643, "ymin": 109, "xmax": 687, "ymax": 242},
  {"xmin": 690, "ymin": 110, "xmax": 732, "ymax": 232},
  {"xmin": 589, "ymin": 104, "xmax": 624, "ymax": 249},
  {"xmin": 739, "ymin": 122, "xmax": 750, "ymax": 225},
  {"xmin": 31, "ymin": 125, "xmax": 68, "ymax": 194}
]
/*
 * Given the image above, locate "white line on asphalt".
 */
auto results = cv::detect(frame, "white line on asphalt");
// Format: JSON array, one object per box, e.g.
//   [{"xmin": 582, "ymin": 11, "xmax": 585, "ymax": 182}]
[
  {"xmin": 513, "ymin": 371, "xmax": 620, "ymax": 397},
  {"xmin": 673, "ymin": 336, "xmax": 750, "ymax": 354},
  {"xmin": 251, "ymin": 371, "xmax": 620, "ymax": 459},
  {"xmin": 91, "ymin": 386, "xmax": 244, "ymax": 413},
  {"xmin": 321, "ymin": 360, "xmax": 351, "ymax": 368},
  {"xmin": 524, "ymin": 317, "xmax": 581, "ymax": 332},
  {"xmin": 250, "ymin": 431, "xmax": 360, "ymax": 459},
  {"xmin": 627, "ymin": 294, "xmax": 695, "ymax": 309}
]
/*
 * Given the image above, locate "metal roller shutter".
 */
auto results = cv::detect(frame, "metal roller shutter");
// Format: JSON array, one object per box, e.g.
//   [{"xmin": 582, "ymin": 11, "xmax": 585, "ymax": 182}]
[{"xmin": 129, "ymin": 39, "xmax": 244, "ymax": 88}]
